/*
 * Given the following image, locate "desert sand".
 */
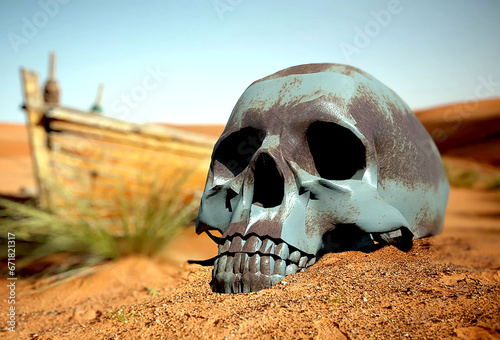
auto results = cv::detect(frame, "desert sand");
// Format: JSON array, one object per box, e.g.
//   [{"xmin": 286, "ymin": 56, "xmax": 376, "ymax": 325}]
[
  {"xmin": 0, "ymin": 100, "xmax": 500, "ymax": 339},
  {"xmin": 0, "ymin": 123, "xmax": 35, "ymax": 196}
]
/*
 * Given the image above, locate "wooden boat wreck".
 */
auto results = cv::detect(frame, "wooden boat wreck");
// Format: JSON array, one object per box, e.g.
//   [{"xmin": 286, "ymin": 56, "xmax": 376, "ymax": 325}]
[{"xmin": 20, "ymin": 54, "xmax": 216, "ymax": 220}]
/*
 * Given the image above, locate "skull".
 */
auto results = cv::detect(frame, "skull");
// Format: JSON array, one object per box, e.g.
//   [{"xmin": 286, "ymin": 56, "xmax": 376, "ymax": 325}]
[{"xmin": 194, "ymin": 63, "xmax": 449, "ymax": 293}]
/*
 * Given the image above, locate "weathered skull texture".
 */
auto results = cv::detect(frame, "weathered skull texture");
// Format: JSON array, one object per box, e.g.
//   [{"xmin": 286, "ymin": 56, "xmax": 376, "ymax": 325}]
[{"xmin": 195, "ymin": 63, "xmax": 449, "ymax": 293}]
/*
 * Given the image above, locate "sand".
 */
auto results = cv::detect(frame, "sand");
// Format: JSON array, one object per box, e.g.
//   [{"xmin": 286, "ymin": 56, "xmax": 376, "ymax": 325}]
[{"xmin": 0, "ymin": 123, "xmax": 35, "ymax": 196}]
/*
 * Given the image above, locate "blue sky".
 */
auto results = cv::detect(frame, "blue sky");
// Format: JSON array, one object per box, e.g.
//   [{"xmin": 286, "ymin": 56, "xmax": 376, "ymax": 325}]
[{"xmin": 1, "ymin": 0, "xmax": 499, "ymax": 124}]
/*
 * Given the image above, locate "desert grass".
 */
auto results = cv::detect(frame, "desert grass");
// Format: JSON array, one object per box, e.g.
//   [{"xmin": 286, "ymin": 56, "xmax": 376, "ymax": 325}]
[
  {"xmin": 442, "ymin": 156, "xmax": 500, "ymax": 190},
  {"xmin": 0, "ymin": 167, "xmax": 200, "ymax": 276}
]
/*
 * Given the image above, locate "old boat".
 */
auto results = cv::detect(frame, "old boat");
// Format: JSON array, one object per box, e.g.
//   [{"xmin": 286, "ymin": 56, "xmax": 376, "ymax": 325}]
[{"xmin": 20, "ymin": 54, "xmax": 216, "ymax": 223}]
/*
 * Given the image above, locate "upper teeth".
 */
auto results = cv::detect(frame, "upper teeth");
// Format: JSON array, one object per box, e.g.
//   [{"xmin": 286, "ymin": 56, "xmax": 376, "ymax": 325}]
[{"xmin": 212, "ymin": 235, "xmax": 316, "ymax": 293}]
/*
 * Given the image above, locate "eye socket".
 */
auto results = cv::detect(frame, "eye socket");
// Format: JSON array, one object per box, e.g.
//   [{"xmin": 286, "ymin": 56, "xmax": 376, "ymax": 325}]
[
  {"xmin": 213, "ymin": 127, "xmax": 265, "ymax": 176},
  {"xmin": 307, "ymin": 121, "xmax": 366, "ymax": 180}
]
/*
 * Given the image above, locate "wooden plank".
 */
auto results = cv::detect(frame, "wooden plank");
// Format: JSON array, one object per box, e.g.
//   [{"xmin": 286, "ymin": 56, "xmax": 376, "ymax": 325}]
[
  {"xmin": 46, "ymin": 107, "xmax": 217, "ymax": 147},
  {"xmin": 49, "ymin": 130, "xmax": 212, "ymax": 163},
  {"xmin": 52, "ymin": 164, "xmax": 207, "ymax": 195},
  {"xmin": 50, "ymin": 145, "xmax": 209, "ymax": 181},
  {"xmin": 50, "ymin": 149, "xmax": 208, "ymax": 193},
  {"xmin": 21, "ymin": 68, "xmax": 53, "ymax": 209},
  {"xmin": 50, "ymin": 168, "xmax": 203, "ymax": 223},
  {"xmin": 49, "ymin": 135, "xmax": 206, "ymax": 169},
  {"xmin": 49, "ymin": 120, "xmax": 214, "ymax": 159},
  {"xmin": 55, "ymin": 176, "xmax": 202, "ymax": 201},
  {"xmin": 21, "ymin": 69, "xmax": 44, "ymax": 109}
]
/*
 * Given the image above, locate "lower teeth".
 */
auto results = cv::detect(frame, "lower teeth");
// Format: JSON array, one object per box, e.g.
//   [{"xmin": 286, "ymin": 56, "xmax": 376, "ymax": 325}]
[{"xmin": 212, "ymin": 249, "xmax": 315, "ymax": 293}]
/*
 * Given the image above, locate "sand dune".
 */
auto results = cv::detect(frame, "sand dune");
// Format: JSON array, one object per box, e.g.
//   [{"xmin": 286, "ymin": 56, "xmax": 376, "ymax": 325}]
[{"xmin": 415, "ymin": 98, "xmax": 500, "ymax": 166}]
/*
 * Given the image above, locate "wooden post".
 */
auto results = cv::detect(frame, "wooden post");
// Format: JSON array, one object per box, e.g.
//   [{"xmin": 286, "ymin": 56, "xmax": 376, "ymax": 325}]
[
  {"xmin": 96, "ymin": 83, "xmax": 104, "ymax": 106},
  {"xmin": 44, "ymin": 52, "xmax": 60, "ymax": 106},
  {"xmin": 91, "ymin": 83, "xmax": 104, "ymax": 113},
  {"xmin": 21, "ymin": 68, "xmax": 53, "ymax": 209}
]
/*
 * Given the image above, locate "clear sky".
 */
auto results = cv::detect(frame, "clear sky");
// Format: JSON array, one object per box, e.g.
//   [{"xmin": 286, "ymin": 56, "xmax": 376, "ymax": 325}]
[{"xmin": 1, "ymin": 0, "xmax": 499, "ymax": 125}]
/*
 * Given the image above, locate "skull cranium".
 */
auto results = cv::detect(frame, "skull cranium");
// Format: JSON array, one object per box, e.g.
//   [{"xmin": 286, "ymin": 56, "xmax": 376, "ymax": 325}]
[{"xmin": 194, "ymin": 63, "xmax": 449, "ymax": 293}]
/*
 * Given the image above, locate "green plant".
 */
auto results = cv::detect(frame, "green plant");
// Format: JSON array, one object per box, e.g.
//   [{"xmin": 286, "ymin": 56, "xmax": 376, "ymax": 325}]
[
  {"xmin": 146, "ymin": 286, "xmax": 160, "ymax": 296},
  {"xmin": 112, "ymin": 170, "xmax": 200, "ymax": 257},
  {"xmin": 0, "ymin": 167, "xmax": 200, "ymax": 274},
  {"xmin": 106, "ymin": 309, "xmax": 129, "ymax": 323},
  {"xmin": 0, "ymin": 197, "xmax": 118, "ymax": 260},
  {"xmin": 442, "ymin": 157, "xmax": 500, "ymax": 190},
  {"xmin": 326, "ymin": 296, "xmax": 343, "ymax": 304},
  {"xmin": 486, "ymin": 178, "xmax": 500, "ymax": 190},
  {"xmin": 325, "ymin": 288, "xmax": 349, "ymax": 304}
]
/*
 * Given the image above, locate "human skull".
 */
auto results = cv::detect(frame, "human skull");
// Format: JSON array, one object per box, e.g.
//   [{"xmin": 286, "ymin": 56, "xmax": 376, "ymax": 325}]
[{"xmin": 195, "ymin": 63, "xmax": 449, "ymax": 293}]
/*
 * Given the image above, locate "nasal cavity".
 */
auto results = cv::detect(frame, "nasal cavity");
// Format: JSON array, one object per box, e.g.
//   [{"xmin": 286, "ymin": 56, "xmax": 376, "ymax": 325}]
[{"xmin": 252, "ymin": 153, "xmax": 284, "ymax": 208}]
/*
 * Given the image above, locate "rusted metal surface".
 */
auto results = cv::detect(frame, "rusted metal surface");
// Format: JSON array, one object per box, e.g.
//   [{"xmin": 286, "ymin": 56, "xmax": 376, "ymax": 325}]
[{"xmin": 195, "ymin": 63, "xmax": 449, "ymax": 293}]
